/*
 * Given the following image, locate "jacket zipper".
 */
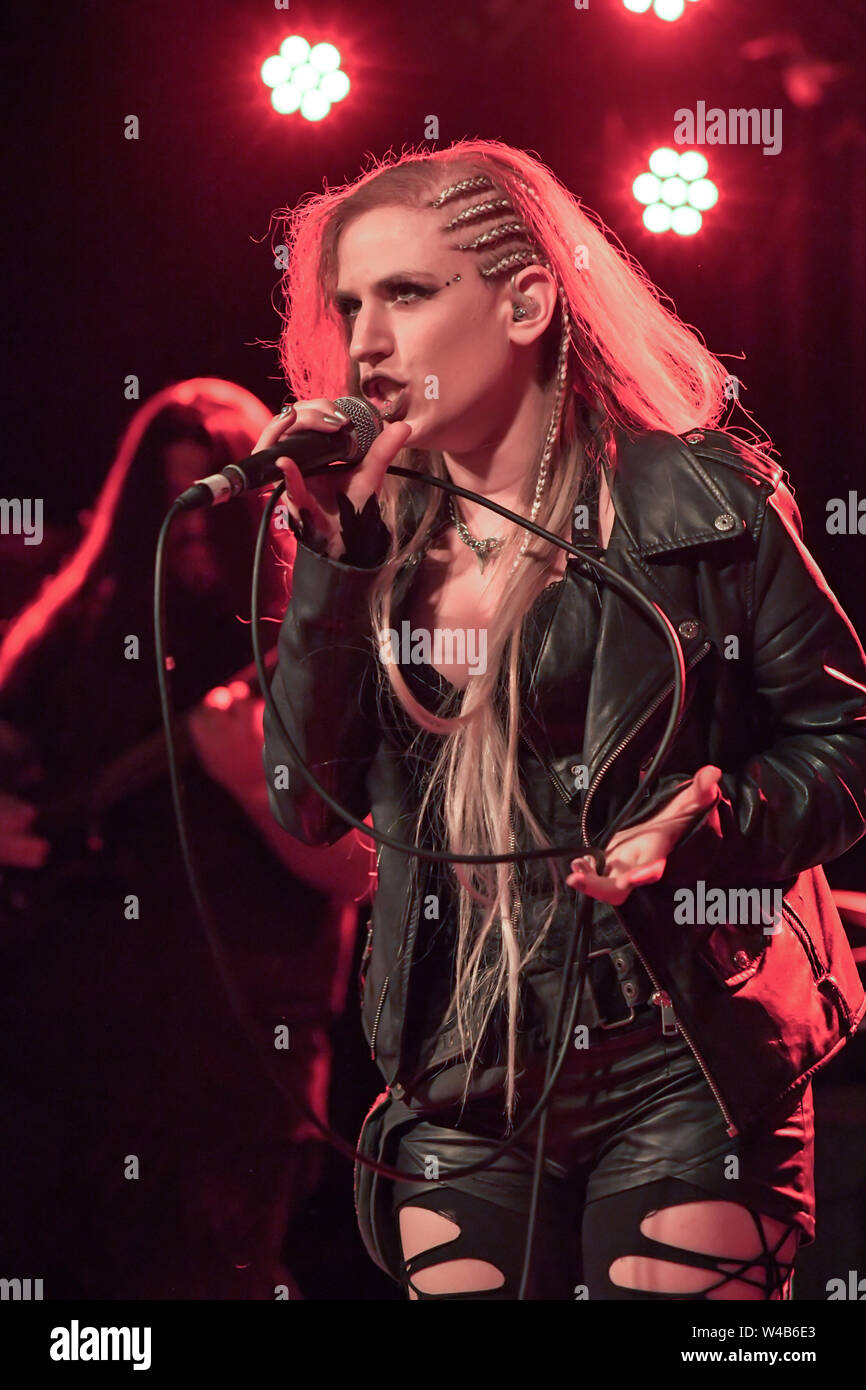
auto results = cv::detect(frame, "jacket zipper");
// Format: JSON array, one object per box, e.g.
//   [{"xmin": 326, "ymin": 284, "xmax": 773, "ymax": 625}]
[{"xmin": 369, "ymin": 972, "xmax": 389, "ymax": 1060}]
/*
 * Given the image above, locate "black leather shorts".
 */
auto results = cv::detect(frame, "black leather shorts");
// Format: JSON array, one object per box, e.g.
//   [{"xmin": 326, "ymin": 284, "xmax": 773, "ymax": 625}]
[{"xmin": 353, "ymin": 1011, "xmax": 814, "ymax": 1295}]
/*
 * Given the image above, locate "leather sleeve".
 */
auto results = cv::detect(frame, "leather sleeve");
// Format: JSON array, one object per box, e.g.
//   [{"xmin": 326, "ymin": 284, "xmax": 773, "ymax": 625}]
[
  {"xmin": 261, "ymin": 535, "xmax": 386, "ymax": 845},
  {"xmin": 661, "ymin": 481, "xmax": 866, "ymax": 884}
]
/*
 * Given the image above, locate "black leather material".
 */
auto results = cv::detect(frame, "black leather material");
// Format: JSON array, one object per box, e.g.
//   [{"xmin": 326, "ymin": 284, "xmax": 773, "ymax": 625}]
[
  {"xmin": 264, "ymin": 423, "xmax": 866, "ymax": 1137},
  {"xmin": 353, "ymin": 1024, "xmax": 815, "ymax": 1288}
]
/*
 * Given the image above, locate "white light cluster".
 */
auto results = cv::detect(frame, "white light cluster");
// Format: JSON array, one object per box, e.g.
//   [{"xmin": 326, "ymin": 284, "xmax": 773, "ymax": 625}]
[
  {"xmin": 632, "ymin": 147, "xmax": 718, "ymax": 235},
  {"xmin": 260, "ymin": 36, "xmax": 350, "ymax": 122}
]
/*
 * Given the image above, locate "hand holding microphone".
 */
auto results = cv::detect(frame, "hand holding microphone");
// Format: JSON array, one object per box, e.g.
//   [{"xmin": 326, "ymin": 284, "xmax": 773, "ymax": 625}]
[
  {"xmin": 174, "ymin": 394, "xmax": 412, "ymax": 562},
  {"xmin": 258, "ymin": 398, "xmax": 412, "ymax": 560}
]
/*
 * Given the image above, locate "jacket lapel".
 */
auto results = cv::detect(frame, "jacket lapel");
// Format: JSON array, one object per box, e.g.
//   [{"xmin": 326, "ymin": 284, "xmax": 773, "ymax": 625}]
[{"xmin": 573, "ymin": 429, "xmax": 748, "ymax": 790}]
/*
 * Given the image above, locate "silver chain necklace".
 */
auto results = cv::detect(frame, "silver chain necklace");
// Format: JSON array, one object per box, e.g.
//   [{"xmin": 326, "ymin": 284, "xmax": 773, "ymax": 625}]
[{"xmin": 448, "ymin": 495, "xmax": 505, "ymax": 573}]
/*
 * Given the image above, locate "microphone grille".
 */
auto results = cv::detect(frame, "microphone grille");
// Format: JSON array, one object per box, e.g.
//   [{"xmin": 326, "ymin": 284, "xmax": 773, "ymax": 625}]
[{"xmin": 334, "ymin": 396, "xmax": 382, "ymax": 461}]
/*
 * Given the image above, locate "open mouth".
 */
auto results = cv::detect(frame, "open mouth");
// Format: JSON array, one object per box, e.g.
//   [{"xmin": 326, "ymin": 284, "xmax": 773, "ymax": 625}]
[{"xmin": 364, "ymin": 376, "xmax": 409, "ymax": 420}]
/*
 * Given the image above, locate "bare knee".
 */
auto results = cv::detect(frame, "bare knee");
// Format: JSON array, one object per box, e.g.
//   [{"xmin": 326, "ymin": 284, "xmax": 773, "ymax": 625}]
[
  {"xmin": 608, "ymin": 1200, "xmax": 799, "ymax": 1300},
  {"xmin": 398, "ymin": 1204, "xmax": 505, "ymax": 1299}
]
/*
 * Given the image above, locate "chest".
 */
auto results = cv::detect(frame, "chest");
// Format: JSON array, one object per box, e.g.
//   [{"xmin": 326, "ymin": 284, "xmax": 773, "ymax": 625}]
[{"xmin": 404, "ymin": 472, "xmax": 614, "ymax": 689}]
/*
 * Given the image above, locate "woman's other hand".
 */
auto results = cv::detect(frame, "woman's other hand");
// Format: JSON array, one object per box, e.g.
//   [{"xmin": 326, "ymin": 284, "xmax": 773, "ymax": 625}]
[{"xmin": 566, "ymin": 765, "xmax": 722, "ymax": 905}]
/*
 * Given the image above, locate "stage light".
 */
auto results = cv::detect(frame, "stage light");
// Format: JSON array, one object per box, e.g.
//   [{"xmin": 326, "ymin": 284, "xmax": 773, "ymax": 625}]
[
  {"xmin": 279, "ymin": 36, "xmax": 311, "ymax": 66},
  {"xmin": 686, "ymin": 177, "xmax": 718, "ymax": 211},
  {"xmin": 320, "ymin": 70, "xmax": 350, "ymax": 102},
  {"xmin": 310, "ymin": 43, "xmax": 341, "ymax": 73},
  {"xmin": 643, "ymin": 203, "xmax": 673, "ymax": 233},
  {"xmin": 262, "ymin": 34, "xmax": 350, "ymax": 120},
  {"xmin": 634, "ymin": 147, "xmax": 718, "ymax": 234},
  {"xmin": 671, "ymin": 206, "xmax": 702, "ymax": 235},
  {"xmin": 291, "ymin": 63, "xmax": 320, "ymax": 92},
  {"xmin": 660, "ymin": 176, "xmax": 689, "ymax": 207},
  {"xmin": 271, "ymin": 84, "xmax": 302, "ymax": 115},
  {"xmin": 623, "ymin": 0, "xmax": 701, "ymax": 18},
  {"xmin": 260, "ymin": 56, "xmax": 291, "ymax": 88},
  {"xmin": 678, "ymin": 150, "xmax": 708, "ymax": 181},
  {"xmin": 648, "ymin": 147, "xmax": 680, "ymax": 179},
  {"xmin": 632, "ymin": 172, "xmax": 663, "ymax": 205},
  {"xmin": 300, "ymin": 90, "xmax": 330, "ymax": 122}
]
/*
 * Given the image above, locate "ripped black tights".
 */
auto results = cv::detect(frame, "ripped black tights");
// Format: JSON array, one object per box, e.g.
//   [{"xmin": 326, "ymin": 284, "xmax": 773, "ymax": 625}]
[{"xmin": 395, "ymin": 1176, "xmax": 801, "ymax": 1301}]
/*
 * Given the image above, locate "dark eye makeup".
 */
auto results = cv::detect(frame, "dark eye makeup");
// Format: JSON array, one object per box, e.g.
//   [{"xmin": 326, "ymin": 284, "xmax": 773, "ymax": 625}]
[{"xmin": 334, "ymin": 280, "xmax": 436, "ymax": 321}]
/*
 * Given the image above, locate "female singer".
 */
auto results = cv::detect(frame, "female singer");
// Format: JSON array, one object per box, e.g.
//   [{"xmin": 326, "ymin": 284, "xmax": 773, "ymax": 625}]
[{"xmin": 258, "ymin": 140, "xmax": 866, "ymax": 1300}]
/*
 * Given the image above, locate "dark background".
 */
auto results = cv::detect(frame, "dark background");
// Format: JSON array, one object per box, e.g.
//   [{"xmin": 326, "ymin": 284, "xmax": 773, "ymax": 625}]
[{"xmin": 3, "ymin": 0, "xmax": 865, "ymax": 1301}]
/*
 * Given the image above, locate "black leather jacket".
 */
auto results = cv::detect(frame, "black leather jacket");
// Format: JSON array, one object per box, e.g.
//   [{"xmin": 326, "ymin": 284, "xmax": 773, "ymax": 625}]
[{"xmin": 263, "ymin": 426, "xmax": 866, "ymax": 1137}]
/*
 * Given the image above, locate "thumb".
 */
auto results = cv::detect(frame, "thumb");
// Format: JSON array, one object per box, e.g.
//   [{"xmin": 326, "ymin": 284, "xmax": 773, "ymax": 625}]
[
  {"xmin": 692, "ymin": 765, "xmax": 723, "ymax": 806},
  {"xmin": 346, "ymin": 420, "xmax": 412, "ymax": 509}
]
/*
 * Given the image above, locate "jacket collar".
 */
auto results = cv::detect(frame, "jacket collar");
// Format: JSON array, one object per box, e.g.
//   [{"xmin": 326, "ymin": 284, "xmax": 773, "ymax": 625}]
[{"xmin": 602, "ymin": 427, "xmax": 747, "ymax": 558}]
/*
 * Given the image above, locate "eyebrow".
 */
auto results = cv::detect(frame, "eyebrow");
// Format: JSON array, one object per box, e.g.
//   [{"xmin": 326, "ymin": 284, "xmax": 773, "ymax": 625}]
[{"xmin": 333, "ymin": 271, "xmax": 439, "ymax": 306}]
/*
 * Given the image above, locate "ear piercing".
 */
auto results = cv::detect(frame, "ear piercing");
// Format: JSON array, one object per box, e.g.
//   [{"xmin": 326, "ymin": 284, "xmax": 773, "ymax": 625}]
[
  {"xmin": 443, "ymin": 267, "xmax": 537, "ymax": 319},
  {"xmin": 510, "ymin": 271, "xmax": 541, "ymax": 321}
]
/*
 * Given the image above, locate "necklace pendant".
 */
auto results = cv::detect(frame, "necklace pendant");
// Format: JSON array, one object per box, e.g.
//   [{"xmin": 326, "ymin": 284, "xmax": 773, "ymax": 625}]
[{"xmin": 476, "ymin": 538, "xmax": 501, "ymax": 573}]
